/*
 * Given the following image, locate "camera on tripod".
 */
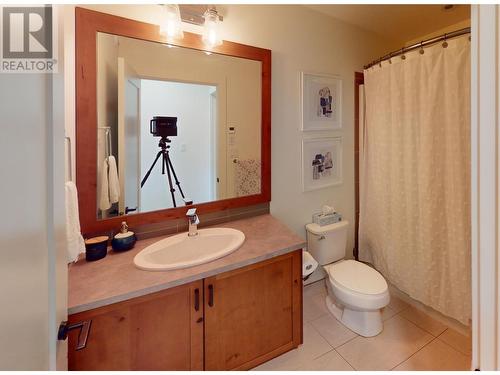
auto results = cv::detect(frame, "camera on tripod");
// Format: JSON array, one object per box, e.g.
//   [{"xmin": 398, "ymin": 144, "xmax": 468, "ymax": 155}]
[
  {"xmin": 150, "ymin": 116, "xmax": 178, "ymax": 138},
  {"xmin": 141, "ymin": 115, "xmax": 192, "ymax": 208}
]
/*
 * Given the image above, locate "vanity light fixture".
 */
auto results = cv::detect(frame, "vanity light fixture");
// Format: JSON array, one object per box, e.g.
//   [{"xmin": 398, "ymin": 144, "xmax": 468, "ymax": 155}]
[
  {"xmin": 202, "ymin": 7, "xmax": 223, "ymax": 48},
  {"xmin": 159, "ymin": 4, "xmax": 184, "ymax": 40}
]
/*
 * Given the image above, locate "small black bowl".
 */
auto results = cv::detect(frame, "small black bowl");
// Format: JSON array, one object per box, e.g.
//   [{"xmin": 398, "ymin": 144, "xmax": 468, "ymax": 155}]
[{"xmin": 84, "ymin": 236, "xmax": 109, "ymax": 261}]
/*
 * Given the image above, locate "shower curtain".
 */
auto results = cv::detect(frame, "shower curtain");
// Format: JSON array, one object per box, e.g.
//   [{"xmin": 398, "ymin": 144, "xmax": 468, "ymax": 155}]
[{"xmin": 359, "ymin": 36, "xmax": 471, "ymax": 324}]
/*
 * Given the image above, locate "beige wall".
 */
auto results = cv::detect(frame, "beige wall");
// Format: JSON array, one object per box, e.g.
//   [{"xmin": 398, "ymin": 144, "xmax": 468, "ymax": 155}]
[
  {"xmin": 78, "ymin": 4, "xmax": 395, "ymax": 255},
  {"xmin": 406, "ymin": 19, "xmax": 471, "ymax": 46}
]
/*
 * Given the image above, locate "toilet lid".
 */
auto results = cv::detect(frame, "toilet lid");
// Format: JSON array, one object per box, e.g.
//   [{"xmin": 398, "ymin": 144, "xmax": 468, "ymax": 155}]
[{"xmin": 327, "ymin": 260, "xmax": 388, "ymax": 295}]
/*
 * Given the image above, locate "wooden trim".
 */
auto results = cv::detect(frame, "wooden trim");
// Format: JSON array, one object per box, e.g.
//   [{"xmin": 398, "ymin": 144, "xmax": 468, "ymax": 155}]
[
  {"xmin": 75, "ymin": 7, "xmax": 272, "ymax": 234},
  {"xmin": 353, "ymin": 71, "xmax": 364, "ymax": 260}
]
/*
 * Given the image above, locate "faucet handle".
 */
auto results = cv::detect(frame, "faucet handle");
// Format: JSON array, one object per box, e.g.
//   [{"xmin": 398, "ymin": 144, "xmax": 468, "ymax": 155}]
[{"xmin": 186, "ymin": 208, "xmax": 197, "ymax": 217}]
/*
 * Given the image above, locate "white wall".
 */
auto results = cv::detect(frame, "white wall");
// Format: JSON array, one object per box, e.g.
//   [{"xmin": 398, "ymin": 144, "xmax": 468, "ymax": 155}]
[
  {"xmin": 140, "ymin": 80, "xmax": 214, "ymax": 210},
  {"xmin": 77, "ymin": 4, "xmax": 396, "ymax": 255}
]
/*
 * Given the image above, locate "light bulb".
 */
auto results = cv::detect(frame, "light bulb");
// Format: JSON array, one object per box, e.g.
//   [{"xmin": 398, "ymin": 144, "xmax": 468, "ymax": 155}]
[
  {"xmin": 202, "ymin": 8, "xmax": 223, "ymax": 48},
  {"xmin": 159, "ymin": 4, "xmax": 184, "ymax": 40}
]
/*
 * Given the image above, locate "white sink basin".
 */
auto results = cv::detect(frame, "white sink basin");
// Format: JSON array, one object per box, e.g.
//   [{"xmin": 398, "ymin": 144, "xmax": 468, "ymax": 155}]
[{"xmin": 133, "ymin": 228, "xmax": 245, "ymax": 271}]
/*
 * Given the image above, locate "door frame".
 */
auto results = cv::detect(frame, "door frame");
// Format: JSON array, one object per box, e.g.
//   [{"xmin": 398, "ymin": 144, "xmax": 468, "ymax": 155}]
[{"xmin": 470, "ymin": 4, "xmax": 500, "ymax": 371}]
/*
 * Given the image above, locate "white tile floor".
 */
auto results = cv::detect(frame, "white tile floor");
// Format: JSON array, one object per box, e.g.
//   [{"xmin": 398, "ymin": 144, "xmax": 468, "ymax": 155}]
[{"xmin": 253, "ymin": 280, "xmax": 472, "ymax": 371}]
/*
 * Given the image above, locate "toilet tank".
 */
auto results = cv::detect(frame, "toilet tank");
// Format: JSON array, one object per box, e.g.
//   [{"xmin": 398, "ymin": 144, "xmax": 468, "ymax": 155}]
[{"xmin": 306, "ymin": 221, "xmax": 349, "ymax": 265}]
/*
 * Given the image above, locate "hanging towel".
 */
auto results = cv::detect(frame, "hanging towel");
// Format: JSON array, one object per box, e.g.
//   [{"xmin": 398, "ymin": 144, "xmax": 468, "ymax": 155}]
[
  {"xmin": 99, "ymin": 159, "xmax": 111, "ymax": 211},
  {"xmin": 65, "ymin": 181, "xmax": 85, "ymax": 263},
  {"xmin": 108, "ymin": 155, "xmax": 120, "ymax": 204}
]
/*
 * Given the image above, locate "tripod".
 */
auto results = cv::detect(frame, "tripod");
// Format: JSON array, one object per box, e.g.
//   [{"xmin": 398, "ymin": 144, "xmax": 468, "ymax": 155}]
[{"xmin": 140, "ymin": 136, "xmax": 192, "ymax": 207}]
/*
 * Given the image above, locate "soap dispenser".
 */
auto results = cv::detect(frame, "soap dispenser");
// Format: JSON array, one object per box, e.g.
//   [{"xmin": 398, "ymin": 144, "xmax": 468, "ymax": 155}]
[{"xmin": 111, "ymin": 221, "xmax": 137, "ymax": 252}]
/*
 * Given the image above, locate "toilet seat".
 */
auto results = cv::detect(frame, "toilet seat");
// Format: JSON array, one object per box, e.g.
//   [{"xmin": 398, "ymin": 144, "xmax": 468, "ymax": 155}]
[
  {"xmin": 326, "ymin": 259, "xmax": 388, "ymax": 295},
  {"xmin": 324, "ymin": 260, "xmax": 390, "ymax": 311}
]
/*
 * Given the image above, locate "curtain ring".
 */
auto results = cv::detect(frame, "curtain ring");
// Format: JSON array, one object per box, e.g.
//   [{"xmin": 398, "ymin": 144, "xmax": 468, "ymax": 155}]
[
  {"xmin": 401, "ymin": 48, "xmax": 406, "ymax": 60},
  {"xmin": 442, "ymin": 33, "xmax": 448, "ymax": 48},
  {"xmin": 419, "ymin": 41, "xmax": 425, "ymax": 55},
  {"xmin": 378, "ymin": 58, "xmax": 382, "ymax": 68},
  {"xmin": 388, "ymin": 52, "xmax": 392, "ymax": 64}
]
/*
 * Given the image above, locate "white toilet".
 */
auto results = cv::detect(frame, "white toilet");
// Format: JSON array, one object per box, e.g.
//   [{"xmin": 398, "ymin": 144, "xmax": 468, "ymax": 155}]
[{"xmin": 306, "ymin": 220, "xmax": 390, "ymax": 337}]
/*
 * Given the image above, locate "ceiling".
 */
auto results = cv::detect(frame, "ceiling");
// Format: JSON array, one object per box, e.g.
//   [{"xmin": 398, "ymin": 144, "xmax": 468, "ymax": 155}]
[{"xmin": 305, "ymin": 4, "xmax": 470, "ymax": 44}]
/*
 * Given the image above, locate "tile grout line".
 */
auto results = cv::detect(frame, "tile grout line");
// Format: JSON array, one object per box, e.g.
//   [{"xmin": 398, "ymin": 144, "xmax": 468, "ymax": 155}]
[
  {"xmin": 308, "ymin": 304, "xmax": 360, "ymax": 350},
  {"xmin": 395, "ymin": 309, "xmax": 448, "ymax": 338},
  {"xmin": 434, "ymin": 333, "xmax": 473, "ymax": 358},
  {"xmin": 306, "ymin": 301, "xmax": 359, "ymax": 370},
  {"xmin": 389, "ymin": 336, "xmax": 440, "ymax": 371},
  {"xmin": 333, "ymin": 347, "xmax": 357, "ymax": 370}
]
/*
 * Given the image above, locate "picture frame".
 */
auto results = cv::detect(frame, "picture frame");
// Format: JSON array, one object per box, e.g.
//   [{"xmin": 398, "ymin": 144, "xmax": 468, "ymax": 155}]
[
  {"xmin": 302, "ymin": 137, "xmax": 342, "ymax": 192},
  {"xmin": 301, "ymin": 72, "xmax": 342, "ymax": 131}
]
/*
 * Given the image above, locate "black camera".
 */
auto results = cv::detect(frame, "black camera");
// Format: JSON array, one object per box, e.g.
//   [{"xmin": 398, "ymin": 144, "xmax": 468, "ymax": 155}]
[{"xmin": 150, "ymin": 116, "xmax": 178, "ymax": 137}]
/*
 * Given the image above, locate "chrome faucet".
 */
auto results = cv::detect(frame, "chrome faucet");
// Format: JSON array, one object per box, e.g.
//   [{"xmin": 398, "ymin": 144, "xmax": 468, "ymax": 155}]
[{"xmin": 186, "ymin": 208, "xmax": 200, "ymax": 237}]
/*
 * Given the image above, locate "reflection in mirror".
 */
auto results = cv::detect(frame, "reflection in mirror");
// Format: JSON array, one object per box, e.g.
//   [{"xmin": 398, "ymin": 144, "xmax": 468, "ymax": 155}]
[{"xmin": 96, "ymin": 32, "xmax": 262, "ymax": 220}]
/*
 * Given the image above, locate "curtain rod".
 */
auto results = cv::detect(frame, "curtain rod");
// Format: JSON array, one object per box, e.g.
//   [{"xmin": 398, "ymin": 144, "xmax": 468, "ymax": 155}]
[{"xmin": 364, "ymin": 27, "xmax": 471, "ymax": 70}]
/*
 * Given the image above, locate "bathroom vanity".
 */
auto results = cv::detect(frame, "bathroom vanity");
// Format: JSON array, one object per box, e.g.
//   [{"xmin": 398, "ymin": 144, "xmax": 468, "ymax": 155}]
[
  {"xmin": 68, "ymin": 215, "xmax": 305, "ymax": 370},
  {"xmin": 67, "ymin": 8, "xmax": 294, "ymax": 370}
]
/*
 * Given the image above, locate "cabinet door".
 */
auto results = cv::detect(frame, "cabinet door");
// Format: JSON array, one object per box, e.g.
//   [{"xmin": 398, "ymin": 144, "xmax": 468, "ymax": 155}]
[
  {"xmin": 204, "ymin": 250, "xmax": 303, "ymax": 370},
  {"xmin": 68, "ymin": 280, "xmax": 203, "ymax": 370}
]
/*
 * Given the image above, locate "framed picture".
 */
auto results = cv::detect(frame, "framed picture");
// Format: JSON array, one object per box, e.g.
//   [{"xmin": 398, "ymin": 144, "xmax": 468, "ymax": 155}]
[
  {"xmin": 301, "ymin": 72, "xmax": 342, "ymax": 131},
  {"xmin": 302, "ymin": 137, "xmax": 342, "ymax": 192}
]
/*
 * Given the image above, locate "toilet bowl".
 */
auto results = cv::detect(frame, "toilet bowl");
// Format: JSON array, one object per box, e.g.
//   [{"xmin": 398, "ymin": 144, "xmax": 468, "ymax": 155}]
[
  {"xmin": 324, "ymin": 259, "xmax": 390, "ymax": 337},
  {"xmin": 306, "ymin": 221, "xmax": 390, "ymax": 337}
]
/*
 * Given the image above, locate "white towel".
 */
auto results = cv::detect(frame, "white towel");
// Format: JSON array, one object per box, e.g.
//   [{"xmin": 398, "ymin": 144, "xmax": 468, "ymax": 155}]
[
  {"xmin": 99, "ymin": 159, "xmax": 111, "ymax": 211},
  {"xmin": 65, "ymin": 181, "xmax": 85, "ymax": 263},
  {"xmin": 108, "ymin": 155, "xmax": 120, "ymax": 204}
]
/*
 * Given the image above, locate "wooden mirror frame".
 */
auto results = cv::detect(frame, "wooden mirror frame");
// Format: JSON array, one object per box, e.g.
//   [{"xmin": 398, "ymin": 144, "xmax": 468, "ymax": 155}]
[{"xmin": 75, "ymin": 7, "xmax": 271, "ymax": 234}]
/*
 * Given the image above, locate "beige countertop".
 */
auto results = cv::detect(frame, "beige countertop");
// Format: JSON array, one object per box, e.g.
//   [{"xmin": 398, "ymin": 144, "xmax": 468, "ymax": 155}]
[{"xmin": 68, "ymin": 214, "xmax": 306, "ymax": 314}]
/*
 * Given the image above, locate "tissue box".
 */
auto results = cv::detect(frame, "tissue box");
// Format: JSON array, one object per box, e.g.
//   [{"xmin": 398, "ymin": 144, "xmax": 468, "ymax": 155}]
[{"xmin": 312, "ymin": 212, "xmax": 342, "ymax": 226}]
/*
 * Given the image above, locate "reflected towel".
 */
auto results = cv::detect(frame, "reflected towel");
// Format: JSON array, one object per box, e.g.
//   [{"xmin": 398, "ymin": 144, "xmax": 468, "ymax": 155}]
[
  {"xmin": 99, "ymin": 159, "xmax": 111, "ymax": 211},
  {"xmin": 235, "ymin": 159, "xmax": 261, "ymax": 196},
  {"xmin": 108, "ymin": 155, "xmax": 120, "ymax": 204},
  {"xmin": 65, "ymin": 181, "xmax": 85, "ymax": 263}
]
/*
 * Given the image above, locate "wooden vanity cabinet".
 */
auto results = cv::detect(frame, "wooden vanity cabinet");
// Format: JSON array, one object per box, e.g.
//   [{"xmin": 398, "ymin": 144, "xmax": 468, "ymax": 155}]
[
  {"xmin": 68, "ymin": 280, "xmax": 204, "ymax": 370},
  {"xmin": 204, "ymin": 250, "xmax": 303, "ymax": 370},
  {"xmin": 68, "ymin": 250, "xmax": 302, "ymax": 370}
]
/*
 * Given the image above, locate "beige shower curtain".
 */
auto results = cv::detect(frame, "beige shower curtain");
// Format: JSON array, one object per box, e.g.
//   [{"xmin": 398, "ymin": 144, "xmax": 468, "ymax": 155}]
[{"xmin": 359, "ymin": 36, "xmax": 471, "ymax": 324}]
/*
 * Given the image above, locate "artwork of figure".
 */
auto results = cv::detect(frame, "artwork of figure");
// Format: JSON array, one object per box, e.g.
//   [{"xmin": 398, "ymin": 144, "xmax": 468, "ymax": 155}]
[
  {"xmin": 311, "ymin": 151, "xmax": 334, "ymax": 180},
  {"xmin": 303, "ymin": 137, "xmax": 342, "ymax": 191},
  {"xmin": 318, "ymin": 86, "xmax": 333, "ymax": 118}
]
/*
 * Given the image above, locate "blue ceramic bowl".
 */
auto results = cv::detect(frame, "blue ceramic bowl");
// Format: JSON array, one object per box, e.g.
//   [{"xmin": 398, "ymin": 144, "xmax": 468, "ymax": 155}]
[{"xmin": 112, "ymin": 233, "xmax": 136, "ymax": 252}]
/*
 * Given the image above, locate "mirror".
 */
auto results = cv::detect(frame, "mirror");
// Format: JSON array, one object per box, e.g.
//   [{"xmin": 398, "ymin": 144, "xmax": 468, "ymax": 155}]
[
  {"xmin": 76, "ymin": 7, "xmax": 270, "ymax": 233},
  {"xmin": 96, "ymin": 32, "xmax": 262, "ymax": 219}
]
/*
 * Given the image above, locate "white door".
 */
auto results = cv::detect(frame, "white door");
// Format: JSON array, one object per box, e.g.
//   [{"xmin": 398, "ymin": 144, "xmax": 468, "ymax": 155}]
[{"xmin": 118, "ymin": 57, "xmax": 141, "ymax": 215}]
